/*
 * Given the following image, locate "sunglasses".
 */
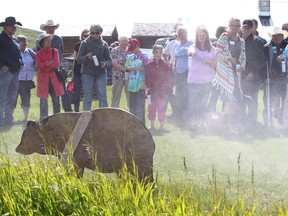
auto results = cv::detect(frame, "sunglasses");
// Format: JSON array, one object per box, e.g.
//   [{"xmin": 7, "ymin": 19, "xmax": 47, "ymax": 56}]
[
  {"xmin": 83, "ymin": 34, "xmax": 89, "ymax": 38},
  {"xmin": 90, "ymin": 31, "xmax": 101, "ymax": 35}
]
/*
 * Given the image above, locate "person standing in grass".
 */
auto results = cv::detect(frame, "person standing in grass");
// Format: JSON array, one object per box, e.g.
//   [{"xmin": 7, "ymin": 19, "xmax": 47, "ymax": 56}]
[
  {"xmin": 16, "ymin": 35, "xmax": 36, "ymax": 122},
  {"xmin": 263, "ymin": 27, "xmax": 288, "ymax": 127},
  {"xmin": 173, "ymin": 26, "xmax": 193, "ymax": 122},
  {"xmin": 240, "ymin": 19, "xmax": 266, "ymax": 131},
  {"xmin": 187, "ymin": 25, "xmax": 216, "ymax": 130},
  {"xmin": 111, "ymin": 35, "xmax": 129, "ymax": 108},
  {"xmin": 37, "ymin": 20, "xmax": 72, "ymax": 113},
  {"xmin": 76, "ymin": 24, "xmax": 111, "ymax": 111},
  {"xmin": 71, "ymin": 29, "xmax": 89, "ymax": 112},
  {"xmin": 213, "ymin": 18, "xmax": 246, "ymax": 135},
  {"xmin": 125, "ymin": 38, "xmax": 149, "ymax": 123},
  {"xmin": 145, "ymin": 45, "xmax": 171, "ymax": 130},
  {"xmin": 36, "ymin": 33, "xmax": 64, "ymax": 120},
  {"xmin": 0, "ymin": 17, "xmax": 23, "ymax": 126}
]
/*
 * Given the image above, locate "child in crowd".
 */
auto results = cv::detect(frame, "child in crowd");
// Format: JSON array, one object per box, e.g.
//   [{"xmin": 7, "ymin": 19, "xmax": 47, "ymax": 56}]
[{"xmin": 145, "ymin": 45, "xmax": 171, "ymax": 130}]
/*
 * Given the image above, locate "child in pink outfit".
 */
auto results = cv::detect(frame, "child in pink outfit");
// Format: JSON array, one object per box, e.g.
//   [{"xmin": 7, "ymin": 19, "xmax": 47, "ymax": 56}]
[{"xmin": 145, "ymin": 45, "xmax": 171, "ymax": 130}]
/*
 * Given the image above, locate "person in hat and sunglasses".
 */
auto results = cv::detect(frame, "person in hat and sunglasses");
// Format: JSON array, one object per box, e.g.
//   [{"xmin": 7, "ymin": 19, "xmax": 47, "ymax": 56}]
[
  {"xmin": 76, "ymin": 24, "xmax": 112, "ymax": 110},
  {"xmin": 0, "ymin": 16, "xmax": 23, "ymax": 126}
]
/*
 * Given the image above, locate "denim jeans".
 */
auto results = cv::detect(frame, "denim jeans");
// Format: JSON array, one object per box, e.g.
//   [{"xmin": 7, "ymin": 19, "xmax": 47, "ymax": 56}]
[
  {"xmin": 73, "ymin": 74, "xmax": 82, "ymax": 112},
  {"xmin": 263, "ymin": 78, "xmax": 287, "ymax": 126},
  {"xmin": 129, "ymin": 89, "xmax": 146, "ymax": 124},
  {"xmin": 61, "ymin": 79, "xmax": 72, "ymax": 112},
  {"xmin": 0, "ymin": 71, "xmax": 19, "ymax": 124},
  {"xmin": 39, "ymin": 79, "xmax": 60, "ymax": 120},
  {"xmin": 174, "ymin": 72, "xmax": 188, "ymax": 118},
  {"xmin": 82, "ymin": 73, "xmax": 108, "ymax": 111},
  {"xmin": 187, "ymin": 82, "xmax": 211, "ymax": 121}
]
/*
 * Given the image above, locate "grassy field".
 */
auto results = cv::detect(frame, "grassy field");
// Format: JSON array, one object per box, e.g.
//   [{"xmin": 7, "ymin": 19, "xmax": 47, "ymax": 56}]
[
  {"xmin": 1, "ymin": 84, "xmax": 288, "ymax": 215},
  {"xmin": 1, "ymin": 27, "xmax": 288, "ymax": 215}
]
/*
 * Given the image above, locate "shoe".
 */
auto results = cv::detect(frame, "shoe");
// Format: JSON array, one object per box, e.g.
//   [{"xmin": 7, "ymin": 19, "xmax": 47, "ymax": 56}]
[
  {"xmin": 148, "ymin": 127, "xmax": 156, "ymax": 132},
  {"xmin": 3, "ymin": 121, "xmax": 13, "ymax": 126}
]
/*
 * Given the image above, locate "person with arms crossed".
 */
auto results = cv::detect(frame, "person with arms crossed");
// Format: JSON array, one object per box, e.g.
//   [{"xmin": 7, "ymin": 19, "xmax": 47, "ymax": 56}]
[
  {"xmin": 36, "ymin": 33, "xmax": 64, "ymax": 120},
  {"xmin": 37, "ymin": 20, "xmax": 72, "ymax": 112}
]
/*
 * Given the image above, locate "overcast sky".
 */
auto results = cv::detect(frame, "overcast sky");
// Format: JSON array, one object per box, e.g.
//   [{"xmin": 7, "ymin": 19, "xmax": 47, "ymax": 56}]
[{"xmin": 1, "ymin": 0, "xmax": 287, "ymax": 39}]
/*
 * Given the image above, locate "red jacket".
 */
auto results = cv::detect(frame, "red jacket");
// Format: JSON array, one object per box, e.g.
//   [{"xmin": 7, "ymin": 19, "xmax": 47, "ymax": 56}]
[
  {"xmin": 36, "ymin": 48, "xmax": 64, "ymax": 99},
  {"xmin": 145, "ymin": 57, "xmax": 171, "ymax": 97}
]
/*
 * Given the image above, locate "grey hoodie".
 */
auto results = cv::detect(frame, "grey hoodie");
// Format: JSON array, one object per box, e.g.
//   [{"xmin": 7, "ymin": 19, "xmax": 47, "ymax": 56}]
[{"xmin": 76, "ymin": 37, "xmax": 111, "ymax": 76}]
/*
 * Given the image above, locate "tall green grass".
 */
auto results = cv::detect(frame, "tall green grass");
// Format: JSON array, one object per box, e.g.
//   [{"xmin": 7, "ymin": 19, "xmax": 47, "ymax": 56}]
[
  {"xmin": 0, "ymin": 152, "xmax": 259, "ymax": 215},
  {"xmin": 2, "ymin": 151, "xmax": 288, "ymax": 215},
  {"xmin": 1, "ymin": 27, "xmax": 288, "ymax": 215}
]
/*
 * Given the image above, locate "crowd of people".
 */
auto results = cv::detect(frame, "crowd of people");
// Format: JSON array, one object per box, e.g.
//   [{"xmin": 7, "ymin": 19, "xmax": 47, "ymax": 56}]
[{"xmin": 1, "ymin": 16, "xmax": 288, "ymax": 136}]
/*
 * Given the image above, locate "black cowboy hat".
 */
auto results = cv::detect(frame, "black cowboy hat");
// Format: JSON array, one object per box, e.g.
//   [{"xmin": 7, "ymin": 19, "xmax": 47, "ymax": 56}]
[{"xmin": 0, "ymin": 16, "xmax": 22, "ymax": 27}]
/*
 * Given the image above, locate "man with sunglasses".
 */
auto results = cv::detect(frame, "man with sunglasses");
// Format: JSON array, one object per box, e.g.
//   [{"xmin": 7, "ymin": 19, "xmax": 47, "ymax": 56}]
[{"xmin": 76, "ymin": 24, "xmax": 112, "ymax": 110}]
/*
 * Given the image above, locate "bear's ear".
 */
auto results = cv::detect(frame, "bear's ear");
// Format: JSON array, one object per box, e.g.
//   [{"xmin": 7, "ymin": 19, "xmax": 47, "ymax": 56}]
[{"xmin": 27, "ymin": 121, "xmax": 36, "ymax": 126}]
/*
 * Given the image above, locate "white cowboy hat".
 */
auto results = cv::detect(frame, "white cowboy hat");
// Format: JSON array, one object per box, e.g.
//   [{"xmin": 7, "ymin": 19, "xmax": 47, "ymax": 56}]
[
  {"xmin": 40, "ymin": 20, "xmax": 60, "ymax": 31},
  {"xmin": 268, "ymin": 27, "xmax": 288, "ymax": 39}
]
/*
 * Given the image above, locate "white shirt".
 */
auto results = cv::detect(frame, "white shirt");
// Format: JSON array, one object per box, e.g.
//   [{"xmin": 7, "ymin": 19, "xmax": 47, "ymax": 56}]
[{"xmin": 163, "ymin": 39, "xmax": 178, "ymax": 65}]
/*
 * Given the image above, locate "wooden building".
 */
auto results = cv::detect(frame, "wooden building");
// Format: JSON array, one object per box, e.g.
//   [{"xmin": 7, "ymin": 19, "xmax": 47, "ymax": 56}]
[
  {"xmin": 56, "ymin": 24, "xmax": 119, "ymax": 57},
  {"xmin": 131, "ymin": 23, "xmax": 177, "ymax": 48}
]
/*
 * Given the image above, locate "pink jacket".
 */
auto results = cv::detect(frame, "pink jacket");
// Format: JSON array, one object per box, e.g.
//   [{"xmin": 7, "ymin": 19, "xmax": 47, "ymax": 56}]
[
  {"xmin": 36, "ymin": 48, "xmax": 64, "ymax": 99},
  {"xmin": 145, "ymin": 57, "xmax": 171, "ymax": 97}
]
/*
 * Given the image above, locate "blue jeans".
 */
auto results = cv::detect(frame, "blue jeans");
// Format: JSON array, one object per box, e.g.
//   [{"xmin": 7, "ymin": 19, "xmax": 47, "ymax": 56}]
[
  {"xmin": 129, "ymin": 89, "xmax": 146, "ymax": 124},
  {"xmin": 174, "ymin": 72, "xmax": 188, "ymax": 118},
  {"xmin": 188, "ymin": 83, "xmax": 211, "ymax": 121},
  {"xmin": 61, "ymin": 79, "xmax": 72, "ymax": 112},
  {"xmin": 82, "ymin": 73, "xmax": 108, "ymax": 111},
  {"xmin": 73, "ymin": 74, "xmax": 82, "ymax": 112},
  {"xmin": 39, "ymin": 79, "xmax": 60, "ymax": 120},
  {"xmin": 0, "ymin": 71, "xmax": 19, "ymax": 124}
]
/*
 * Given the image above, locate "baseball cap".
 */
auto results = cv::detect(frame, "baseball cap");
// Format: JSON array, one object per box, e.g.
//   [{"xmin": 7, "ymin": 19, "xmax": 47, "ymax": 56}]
[
  {"xmin": 242, "ymin": 19, "xmax": 253, "ymax": 28},
  {"xmin": 127, "ymin": 38, "xmax": 140, "ymax": 52}
]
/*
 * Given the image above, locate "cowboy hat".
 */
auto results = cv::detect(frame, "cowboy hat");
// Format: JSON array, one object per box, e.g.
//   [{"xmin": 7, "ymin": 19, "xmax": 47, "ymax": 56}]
[
  {"xmin": 40, "ymin": 20, "xmax": 60, "ymax": 31},
  {"xmin": 0, "ymin": 16, "xmax": 22, "ymax": 27},
  {"xmin": 268, "ymin": 27, "xmax": 288, "ymax": 39}
]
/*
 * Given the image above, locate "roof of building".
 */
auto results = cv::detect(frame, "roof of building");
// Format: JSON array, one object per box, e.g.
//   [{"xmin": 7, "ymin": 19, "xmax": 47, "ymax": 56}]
[
  {"xmin": 56, "ymin": 24, "xmax": 118, "ymax": 37},
  {"xmin": 131, "ymin": 23, "xmax": 177, "ymax": 37}
]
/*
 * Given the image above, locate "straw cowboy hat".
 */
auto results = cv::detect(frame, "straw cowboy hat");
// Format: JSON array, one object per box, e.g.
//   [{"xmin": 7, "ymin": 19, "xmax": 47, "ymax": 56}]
[
  {"xmin": 268, "ymin": 26, "xmax": 288, "ymax": 39},
  {"xmin": 0, "ymin": 16, "xmax": 22, "ymax": 27},
  {"xmin": 40, "ymin": 20, "xmax": 60, "ymax": 31}
]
